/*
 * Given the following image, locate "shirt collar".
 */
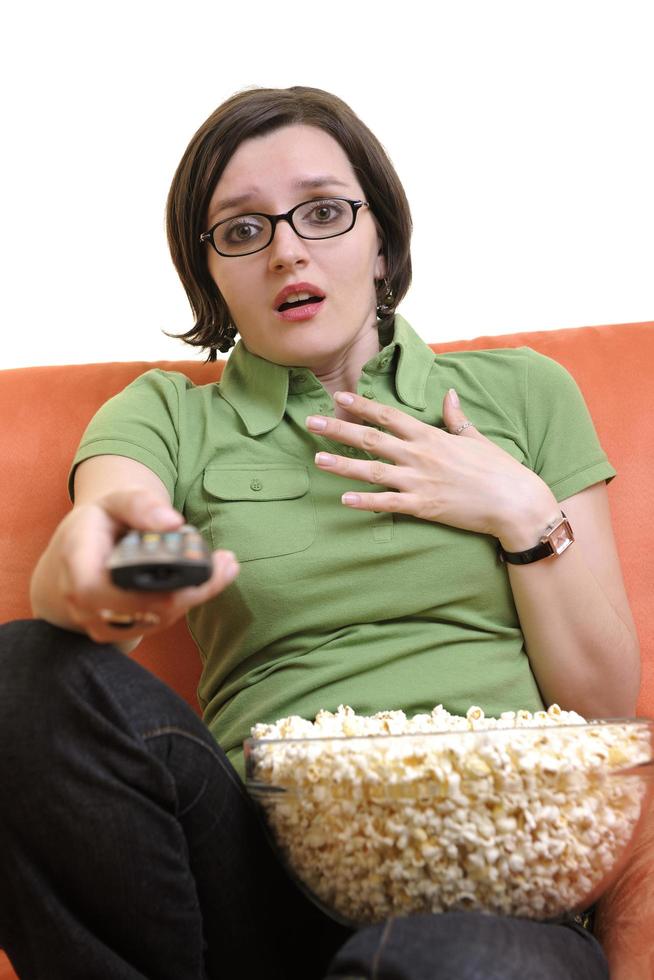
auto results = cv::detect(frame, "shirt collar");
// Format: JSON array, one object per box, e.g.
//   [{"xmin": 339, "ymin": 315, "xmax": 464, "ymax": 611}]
[{"xmin": 218, "ymin": 313, "xmax": 435, "ymax": 436}]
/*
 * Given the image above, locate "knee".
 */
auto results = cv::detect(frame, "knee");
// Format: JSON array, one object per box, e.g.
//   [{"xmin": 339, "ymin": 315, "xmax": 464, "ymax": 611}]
[
  {"xmin": 0, "ymin": 617, "xmax": 97, "ymax": 682},
  {"xmin": 326, "ymin": 912, "xmax": 607, "ymax": 980},
  {"xmin": 0, "ymin": 618, "xmax": 107, "ymax": 739}
]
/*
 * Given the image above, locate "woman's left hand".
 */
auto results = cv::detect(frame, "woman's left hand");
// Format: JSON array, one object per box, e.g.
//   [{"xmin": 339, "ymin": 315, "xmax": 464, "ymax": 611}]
[{"xmin": 307, "ymin": 388, "xmax": 559, "ymax": 549}]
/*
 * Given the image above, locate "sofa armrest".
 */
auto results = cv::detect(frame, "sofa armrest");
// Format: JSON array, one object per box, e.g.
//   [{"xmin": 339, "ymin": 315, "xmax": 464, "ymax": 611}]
[{"xmin": 594, "ymin": 789, "xmax": 654, "ymax": 978}]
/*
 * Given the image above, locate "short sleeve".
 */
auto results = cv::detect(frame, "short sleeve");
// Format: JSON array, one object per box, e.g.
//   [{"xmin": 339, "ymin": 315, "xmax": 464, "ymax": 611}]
[
  {"xmin": 68, "ymin": 369, "xmax": 188, "ymax": 502},
  {"xmin": 522, "ymin": 348, "xmax": 616, "ymax": 500}
]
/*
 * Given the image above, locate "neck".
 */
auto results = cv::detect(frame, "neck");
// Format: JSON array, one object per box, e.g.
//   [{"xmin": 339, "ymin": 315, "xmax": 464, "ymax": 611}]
[{"xmin": 312, "ymin": 322, "xmax": 381, "ymax": 420}]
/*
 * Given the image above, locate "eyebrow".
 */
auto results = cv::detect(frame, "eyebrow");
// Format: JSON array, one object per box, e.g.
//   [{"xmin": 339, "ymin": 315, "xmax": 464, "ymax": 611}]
[{"xmin": 209, "ymin": 176, "xmax": 351, "ymax": 221}]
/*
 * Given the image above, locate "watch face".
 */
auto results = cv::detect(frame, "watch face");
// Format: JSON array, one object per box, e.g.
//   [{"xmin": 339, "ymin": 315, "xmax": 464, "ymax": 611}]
[{"xmin": 549, "ymin": 520, "xmax": 574, "ymax": 555}]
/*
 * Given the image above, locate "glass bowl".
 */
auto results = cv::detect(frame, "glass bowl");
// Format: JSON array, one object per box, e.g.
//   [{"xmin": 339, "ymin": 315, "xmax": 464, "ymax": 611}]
[{"xmin": 244, "ymin": 718, "xmax": 654, "ymax": 927}]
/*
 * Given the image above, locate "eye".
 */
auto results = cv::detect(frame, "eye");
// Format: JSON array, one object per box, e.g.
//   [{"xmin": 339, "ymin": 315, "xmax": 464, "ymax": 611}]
[
  {"xmin": 218, "ymin": 216, "xmax": 265, "ymax": 245},
  {"xmin": 306, "ymin": 199, "xmax": 346, "ymax": 224}
]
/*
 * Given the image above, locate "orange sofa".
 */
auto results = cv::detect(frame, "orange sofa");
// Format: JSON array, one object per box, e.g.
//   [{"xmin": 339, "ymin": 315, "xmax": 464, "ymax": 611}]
[{"xmin": 1, "ymin": 320, "xmax": 653, "ymax": 979}]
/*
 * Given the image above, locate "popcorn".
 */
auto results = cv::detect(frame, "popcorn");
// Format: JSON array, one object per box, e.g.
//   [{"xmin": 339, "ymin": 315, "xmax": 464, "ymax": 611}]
[{"xmin": 246, "ymin": 705, "xmax": 652, "ymax": 925}]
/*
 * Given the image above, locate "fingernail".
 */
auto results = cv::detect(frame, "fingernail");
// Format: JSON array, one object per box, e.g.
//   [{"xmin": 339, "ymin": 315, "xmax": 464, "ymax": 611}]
[
  {"xmin": 315, "ymin": 452, "xmax": 336, "ymax": 465},
  {"xmin": 223, "ymin": 559, "xmax": 239, "ymax": 582},
  {"xmin": 335, "ymin": 392, "xmax": 354, "ymax": 406},
  {"xmin": 141, "ymin": 612, "xmax": 162, "ymax": 626},
  {"xmin": 151, "ymin": 506, "xmax": 180, "ymax": 524},
  {"xmin": 307, "ymin": 416, "xmax": 327, "ymax": 431},
  {"xmin": 449, "ymin": 388, "xmax": 460, "ymax": 408},
  {"xmin": 342, "ymin": 493, "xmax": 361, "ymax": 506}
]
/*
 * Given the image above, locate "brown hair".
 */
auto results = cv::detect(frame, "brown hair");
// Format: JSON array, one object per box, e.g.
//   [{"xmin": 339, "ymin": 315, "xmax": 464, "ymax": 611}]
[{"xmin": 165, "ymin": 85, "xmax": 413, "ymax": 360}]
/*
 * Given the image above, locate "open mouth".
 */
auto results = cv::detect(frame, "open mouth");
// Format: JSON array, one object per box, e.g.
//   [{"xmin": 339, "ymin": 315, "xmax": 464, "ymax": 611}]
[{"xmin": 277, "ymin": 296, "xmax": 324, "ymax": 312}]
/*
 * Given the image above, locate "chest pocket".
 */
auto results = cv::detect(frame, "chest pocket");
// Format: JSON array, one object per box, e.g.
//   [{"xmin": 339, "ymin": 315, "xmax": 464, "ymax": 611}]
[{"xmin": 203, "ymin": 465, "xmax": 316, "ymax": 562}]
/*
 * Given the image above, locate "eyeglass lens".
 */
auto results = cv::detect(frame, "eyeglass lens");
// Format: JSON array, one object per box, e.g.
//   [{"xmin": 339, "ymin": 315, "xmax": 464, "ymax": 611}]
[{"xmin": 213, "ymin": 199, "xmax": 355, "ymax": 255}]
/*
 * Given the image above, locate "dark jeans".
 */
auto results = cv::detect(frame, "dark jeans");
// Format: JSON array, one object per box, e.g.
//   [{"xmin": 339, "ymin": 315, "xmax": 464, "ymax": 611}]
[{"xmin": 0, "ymin": 620, "xmax": 609, "ymax": 979}]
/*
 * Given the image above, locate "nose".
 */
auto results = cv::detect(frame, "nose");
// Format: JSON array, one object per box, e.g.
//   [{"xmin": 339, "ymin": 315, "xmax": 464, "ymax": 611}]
[{"xmin": 267, "ymin": 216, "xmax": 310, "ymax": 271}]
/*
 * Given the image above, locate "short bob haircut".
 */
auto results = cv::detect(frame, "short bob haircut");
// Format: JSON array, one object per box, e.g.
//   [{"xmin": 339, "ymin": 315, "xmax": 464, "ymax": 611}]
[{"xmin": 166, "ymin": 85, "xmax": 413, "ymax": 361}]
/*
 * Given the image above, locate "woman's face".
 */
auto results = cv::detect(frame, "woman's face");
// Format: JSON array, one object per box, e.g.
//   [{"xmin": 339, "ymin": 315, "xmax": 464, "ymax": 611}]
[{"xmin": 204, "ymin": 124, "xmax": 387, "ymax": 369}]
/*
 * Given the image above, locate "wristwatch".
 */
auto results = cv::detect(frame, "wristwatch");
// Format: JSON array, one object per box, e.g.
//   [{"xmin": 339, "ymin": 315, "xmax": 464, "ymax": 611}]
[{"xmin": 497, "ymin": 512, "xmax": 575, "ymax": 565}]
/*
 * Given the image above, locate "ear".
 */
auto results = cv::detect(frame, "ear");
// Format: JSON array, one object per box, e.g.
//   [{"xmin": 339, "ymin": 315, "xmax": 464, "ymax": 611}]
[{"xmin": 375, "ymin": 246, "xmax": 387, "ymax": 281}]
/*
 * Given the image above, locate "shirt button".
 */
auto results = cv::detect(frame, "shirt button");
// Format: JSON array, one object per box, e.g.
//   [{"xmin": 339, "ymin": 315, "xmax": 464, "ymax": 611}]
[
  {"xmin": 250, "ymin": 478, "xmax": 263, "ymax": 491},
  {"xmin": 363, "ymin": 390, "xmax": 375, "ymax": 399},
  {"xmin": 318, "ymin": 400, "xmax": 330, "ymax": 413}
]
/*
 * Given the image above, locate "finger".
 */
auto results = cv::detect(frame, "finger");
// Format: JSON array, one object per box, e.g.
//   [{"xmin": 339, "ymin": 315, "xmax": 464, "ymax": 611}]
[
  {"xmin": 65, "ymin": 580, "xmax": 176, "ymax": 632},
  {"xmin": 333, "ymin": 391, "xmax": 427, "ymax": 440},
  {"xmin": 341, "ymin": 490, "xmax": 417, "ymax": 514},
  {"xmin": 441, "ymin": 388, "xmax": 482, "ymax": 438},
  {"xmin": 66, "ymin": 593, "xmax": 161, "ymax": 642},
  {"xmin": 314, "ymin": 451, "xmax": 409, "ymax": 490},
  {"xmin": 170, "ymin": 549, "xmax": 240, "ymax": 607},
  {"xmin": 98, "ymin": 490, "xmax": 184, "ymax": 533},
  {"xmin": 306, "ymin": 412, "xmax": 409, "ymax": 463},
  {"xmin": 97, "ymin": 608, "xmax": 162, "ymax": 631},
  {"xmin": 85, "ymin": 614, "xmax": 162, "ymax": 644},
  {"xmin": 85, "ymin": 621, "xmax": 144, "ymax": 644}
]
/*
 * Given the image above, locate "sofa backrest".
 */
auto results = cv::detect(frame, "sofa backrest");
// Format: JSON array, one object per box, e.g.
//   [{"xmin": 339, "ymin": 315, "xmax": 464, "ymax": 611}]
[{"xmin": 1, "ymin": 321, "xmax": 652, "ymax": 718}]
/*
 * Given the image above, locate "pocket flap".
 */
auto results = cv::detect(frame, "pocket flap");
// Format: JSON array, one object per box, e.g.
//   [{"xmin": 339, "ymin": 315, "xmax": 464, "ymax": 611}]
[{"xmin": 203, "ymin": 466, "xmax": 309, "ymax": 502}]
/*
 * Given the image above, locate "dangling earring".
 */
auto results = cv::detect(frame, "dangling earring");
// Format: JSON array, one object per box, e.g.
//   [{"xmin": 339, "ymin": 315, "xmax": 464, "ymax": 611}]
[
  {"xmin": 376, "ymin": 277, "xmax": 395, "ymax": 318},
  {"xmin": 217, "ymin": 322, "xmax": 238, "ymax": 353}
]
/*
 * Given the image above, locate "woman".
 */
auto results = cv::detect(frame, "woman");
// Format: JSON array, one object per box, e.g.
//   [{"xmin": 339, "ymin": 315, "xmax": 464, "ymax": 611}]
[{"xmin": 0, "ymin": 86, "xmax": 639, "ymax": 979}]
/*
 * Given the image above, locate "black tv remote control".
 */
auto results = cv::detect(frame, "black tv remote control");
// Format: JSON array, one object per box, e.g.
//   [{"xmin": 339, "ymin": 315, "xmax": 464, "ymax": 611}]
[{"xmin": 107, "ymin": 525, "xmax": 213, "ymax": 591}]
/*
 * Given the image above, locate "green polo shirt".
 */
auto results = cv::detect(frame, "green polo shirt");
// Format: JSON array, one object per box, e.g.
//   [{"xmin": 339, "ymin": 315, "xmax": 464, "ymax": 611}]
[{"xmin": 70, "ymin": 315, "xmax": 615, "ymax": 779}]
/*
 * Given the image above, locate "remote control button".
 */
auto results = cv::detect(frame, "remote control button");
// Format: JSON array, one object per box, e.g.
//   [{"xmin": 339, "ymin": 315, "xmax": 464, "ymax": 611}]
[{"xmin": 122, "ymin": 531, "xmax": 142, "ymax": 549}]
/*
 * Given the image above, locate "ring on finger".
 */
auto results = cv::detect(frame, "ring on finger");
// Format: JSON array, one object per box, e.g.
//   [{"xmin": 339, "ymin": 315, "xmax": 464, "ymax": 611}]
[
  {"xmin": 453, "ymin": 420, "xmax": 476, "ymax": 435},
  {"xmin": 99, "ymin": 609, "xmax": 161, "ymax": 630}
]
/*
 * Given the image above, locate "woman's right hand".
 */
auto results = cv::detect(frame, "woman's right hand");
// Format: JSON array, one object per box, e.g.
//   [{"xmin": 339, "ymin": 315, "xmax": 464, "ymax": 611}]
[{"xmin": 30, "ymin": 480, "xmax": 240, "ymax": 648}]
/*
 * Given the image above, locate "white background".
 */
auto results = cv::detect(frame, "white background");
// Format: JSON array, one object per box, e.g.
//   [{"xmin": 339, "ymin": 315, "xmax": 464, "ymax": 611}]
[{"xmin": 2, "ymin": 0, "xmax": 652, "ymax": 369}]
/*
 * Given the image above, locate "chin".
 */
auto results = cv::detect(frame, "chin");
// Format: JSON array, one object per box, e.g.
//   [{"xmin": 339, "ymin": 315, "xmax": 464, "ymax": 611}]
[{"xmin": 261, "ymin": 325, "xmax": 346, "ymax": 359}]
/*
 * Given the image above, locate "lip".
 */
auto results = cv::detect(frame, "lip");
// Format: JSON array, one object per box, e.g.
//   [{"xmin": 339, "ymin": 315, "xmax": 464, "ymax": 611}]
[
  {"xmin": 272, "ymin": 281, "xmax": 326, "ymax": 311},
  {"xmin": 273, "ymin": 299, "xmax": 325, "ymax": 323}
]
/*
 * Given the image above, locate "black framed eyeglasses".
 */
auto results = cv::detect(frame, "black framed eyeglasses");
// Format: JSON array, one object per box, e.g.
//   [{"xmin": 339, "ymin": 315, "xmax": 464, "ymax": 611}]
[{"xmin": 199, "ymin": 197, "xmax": 370, "ymax": 257}]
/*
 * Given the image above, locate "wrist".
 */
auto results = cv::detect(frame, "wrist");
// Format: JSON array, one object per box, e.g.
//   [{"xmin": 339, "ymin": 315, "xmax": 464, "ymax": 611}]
[{"xmin": 495, "ymin": 490, "xmax": 561, "ymax": 553}]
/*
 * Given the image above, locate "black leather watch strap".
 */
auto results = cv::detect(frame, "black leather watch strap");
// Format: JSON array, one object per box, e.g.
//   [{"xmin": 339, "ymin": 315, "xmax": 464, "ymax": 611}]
[
  {"xmin": 498, "ymin": 539, "xmax": 556, "ymax": 565},
  {"xmin": 498, "ymin": 512, "xmax": 574, "ymax": 565}
]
